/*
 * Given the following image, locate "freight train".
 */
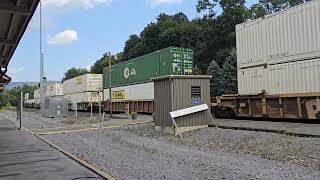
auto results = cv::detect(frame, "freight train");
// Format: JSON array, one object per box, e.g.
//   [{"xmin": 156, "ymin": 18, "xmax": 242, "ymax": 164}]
[
  {"xmin": 101, "ymin": 46, "xmax": 194, "ymax": 113},
  {"xmin": 24, "ymin": 47, "xmax": 194, "ymax": 113},
  {"xmin": 212, "ymin": 0, "xmax": 320, "ymax": 120},
  {"xmin": 24, "ymin": 1, "xmax": 320, "ymax": 120}
]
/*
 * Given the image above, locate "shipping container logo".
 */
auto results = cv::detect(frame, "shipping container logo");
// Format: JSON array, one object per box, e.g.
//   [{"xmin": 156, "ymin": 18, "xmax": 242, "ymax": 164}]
[
  {"xmin": 75, "ymin": 77, "xmax": 83, "ymax": 85},
  {"xmin": 123, "ymin": 67, "xmax": 136, "ymax": 79}
]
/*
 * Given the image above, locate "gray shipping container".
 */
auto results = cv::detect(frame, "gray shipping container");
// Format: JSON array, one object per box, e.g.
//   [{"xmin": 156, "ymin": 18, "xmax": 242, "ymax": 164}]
[{"xmin": 152, "ymin": 75, "xmax": 211, "ymax": 134}]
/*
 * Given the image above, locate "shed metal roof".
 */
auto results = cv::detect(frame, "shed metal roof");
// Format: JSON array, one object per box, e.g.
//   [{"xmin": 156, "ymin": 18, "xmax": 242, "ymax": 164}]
[{"xmin": 0, "ymin": 0, "xmax": 39, "ymax": 86}]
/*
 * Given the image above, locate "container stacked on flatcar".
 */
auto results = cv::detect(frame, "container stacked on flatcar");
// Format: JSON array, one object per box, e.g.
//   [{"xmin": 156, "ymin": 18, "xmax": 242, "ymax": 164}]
[
  {"xmin": 63, "ymin": 74, "xmax": 103, "ymax": 110},
  {"xmin": 102, "ymin": 47, "xmax": 194, "ymax": 113},
  {"xmin": 25, "ymin": 83, "xmax": 64, "ymax": 109},
  {"xmin": 214, "ymin": 0, "xmax": 320, "ymax": 120}
]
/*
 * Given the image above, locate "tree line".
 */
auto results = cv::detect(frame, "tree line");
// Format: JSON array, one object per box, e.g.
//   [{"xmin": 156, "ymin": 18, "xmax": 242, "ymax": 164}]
[
  {"xmin": 0, "ymin": 85, "xmax": 38, "ymax": 109},
  {"xmin": 63, "ymin": 0, "xmax": 307, "ymax": 96}
]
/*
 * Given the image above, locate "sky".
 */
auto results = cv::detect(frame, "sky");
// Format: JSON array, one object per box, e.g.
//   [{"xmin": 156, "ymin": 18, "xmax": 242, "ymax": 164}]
[{"xmin": 8, "ymin": 0, "xmax": 256, "ymax": 82}]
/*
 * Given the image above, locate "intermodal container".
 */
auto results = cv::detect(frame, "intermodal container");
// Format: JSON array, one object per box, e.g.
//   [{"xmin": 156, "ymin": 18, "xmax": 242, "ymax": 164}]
[
  {"xmin": 236, "ymin": 0, "xmax": 320, "ymax": 69},
  {"xmin": 63, "ymin": 74, "xmax": 102, "ymax": 95},
  {"xmin": 34, "ymin": 89, "xmax": 40, "ymax": 99},
  {"xmin": 45, "ymin": 83, "xmax": 63, "ymax": 97},
  {"xmin": 103, "ymin": 82, "xmax": 154, "ymax": 101},
  {"xmin": 238, "ymin": 58, "xmax": 320, "ymax": 95},
  {"xmin": 103, "ymin": 47, "xmax": 193, "ymax": 88},
  {"xmin": 64, "ymin": 92, "xmax": 102, "ymax": 103}
]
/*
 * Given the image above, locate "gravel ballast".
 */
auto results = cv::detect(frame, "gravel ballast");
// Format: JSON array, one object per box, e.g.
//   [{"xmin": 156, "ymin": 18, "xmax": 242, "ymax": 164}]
[{"xmin": 45, "ymin": 123, "xmax": 320, "ymax": 180}]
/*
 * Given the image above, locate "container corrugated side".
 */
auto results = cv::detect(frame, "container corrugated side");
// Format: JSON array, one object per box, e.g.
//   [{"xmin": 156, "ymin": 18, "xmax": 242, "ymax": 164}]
[
  {"xmin": 63, "ymin": 74, "xmax": 102, "ymax": 95},
  {"xmin": 238, "ymin": 58, "xmax": 320, "ymax": 95},
  {"xmin": 34, "ymin": 89, "xmax": 40, "ymax": 99},
  {"xmin": 236, "ymin": 0, "xmax": 320, "ymax": 69},
  {"xmin": 46, "ymin": 83, "xmax": 63, "ymax": 97},
  {"xmin": 237, "ymin": 67, "xmax": 266, "ymax": 95},
  {"xmin": 103, "ymin": 47, "xmax": 193, "ymax": 88},
  {"xmin": 24, "ymin": 93, "xmax": 29, "ymax": 100},
  {"xmin": 64, "ymin": 92, "xmax": 102, "ymax": 103},
  {"xmin": 104, "ymin": 82, "xmax": 154, "ymax": 101}
]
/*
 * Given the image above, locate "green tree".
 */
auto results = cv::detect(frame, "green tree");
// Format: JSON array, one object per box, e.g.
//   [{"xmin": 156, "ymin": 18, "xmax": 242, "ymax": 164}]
[
  {"xmin": 258, "ymin": 0, "xmax": 302, "ymax": 14},
  {"xmin": 122, "ymin": 35, "xmax": 142, "ymax": 60},
  {"xmin": 196, "ymin": 0, "xmax": 219, "ymax": 18},
  {"xmin": 0, "ymin": 84, "xmax": 38, "ymax": 108},
  {"xmin": 0, "ymin": 91, "xmax": 11, "ymax": 109},
  {"xmin": 90, "ymin": 53, "xmax": 121, "ymax": 74},
  {"xmin": 193, "ymin": 64, "xmax": 202, "ymax": 75},
  {"xmin": 207, "ymin": 60, "xmax": 223, "ymax": 96},
  {"xmin": 62, "ymin": 68, "xmax": 88, "ymax": 81},
  {"xmin": 221, "ymin": 48, "xmax": 237, "ymax": 94},
  {"xmin": 248, "ymin": 3, "xmax": 268, "ymax": 19}
]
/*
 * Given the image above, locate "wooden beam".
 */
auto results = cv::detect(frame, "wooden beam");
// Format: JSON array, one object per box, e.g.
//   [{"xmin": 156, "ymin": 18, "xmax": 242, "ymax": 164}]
[
  {"xmin": 0, "ymin": 3, "xmax": 30, "ymax": 15},
  {"xmin": 0, "ymin": 56, "xmax": 8, "ymax": 60},
  {"xmin": 0, "ymin": 38, "xmax": 16, "ymax": 46}
]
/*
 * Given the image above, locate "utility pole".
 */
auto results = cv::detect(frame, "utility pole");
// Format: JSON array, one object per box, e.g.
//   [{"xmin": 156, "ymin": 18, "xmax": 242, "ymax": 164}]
[
  {"xmin": 39, "ymin": 0, "xmax": 45, "ymax": 112},
  {"xmin": 108, "ymin": 52, "xmax": 112, "ymax": 118}
]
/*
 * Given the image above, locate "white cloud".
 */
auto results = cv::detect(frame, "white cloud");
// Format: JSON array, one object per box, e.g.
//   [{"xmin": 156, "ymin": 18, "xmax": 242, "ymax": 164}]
[
  {"xmin": 43, "ymin": 0, "xmax": 112, "ymax": 10},
  {"xmin": 47, "ymin": 30, "xmax": 78, "ymax": 45},
  {"xmin": 147, "ymin": 0, "xmax": 183, "ymax": 6}
]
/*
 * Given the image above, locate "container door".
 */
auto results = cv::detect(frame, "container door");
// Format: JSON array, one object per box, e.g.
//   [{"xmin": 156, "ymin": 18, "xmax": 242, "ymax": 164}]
[
  {"xmin": 159, "ymin": 47, "xmax": 175, "ymax": 76},
  {"xmin": 182, "ymin": 48, "xmax": 193, "ymax": 75}
]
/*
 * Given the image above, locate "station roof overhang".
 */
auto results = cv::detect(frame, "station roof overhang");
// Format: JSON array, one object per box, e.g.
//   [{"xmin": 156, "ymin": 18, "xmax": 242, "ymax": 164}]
[{"xmin": 0, "ymin": 0, "xmax": 40, "ymax": 86}]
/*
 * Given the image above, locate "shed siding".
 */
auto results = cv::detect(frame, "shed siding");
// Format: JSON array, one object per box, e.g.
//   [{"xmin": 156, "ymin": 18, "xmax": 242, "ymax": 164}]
[
  {"xmin": 172, "ymin": 78, "xmax": 210, "ymax": 127},
  {"xmin": 153, "ymin": 79, "xmax": 172, "ymax": 127},
  {"xmin": 153, "ymin": 76, "xmax": 211, "ymax": 128}
]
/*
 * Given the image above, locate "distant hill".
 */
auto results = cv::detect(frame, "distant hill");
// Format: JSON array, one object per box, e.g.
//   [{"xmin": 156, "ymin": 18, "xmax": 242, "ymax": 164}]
[{"xmin": 5, "ymin": 81, "xmax": 60, "ymax": 90}]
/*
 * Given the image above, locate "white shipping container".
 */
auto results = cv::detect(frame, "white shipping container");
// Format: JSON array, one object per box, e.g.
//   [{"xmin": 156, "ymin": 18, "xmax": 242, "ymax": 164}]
[
  {"xmin": 25, "ymin": 99, "xmax": 35, "ymax": 105},
  {"xmin": 24, "ymin": 93, "xmax": 29, "ymax": 100},
  {"xmin": 238, "ymin": 58, "xmax": 320, "ymax": 95},
  {"xmin": 236, "ymin": 0, "xmax": 320, "ymax": 69},
  {"xmin": 103, "ymin": 82, "xmax": 154, "ymax": 101},
  {"xmin": 34, "ymin": 89, "xmax": 40, "ymax": 99},
  {"xmin": 237, "ymin": 67, "xmax": 266, "ymax": 95},
  {"xmin": 34, "ymin": 98, "xmax": 40, "ymax": 105},
  {"xmin": 63, "ymin": 74, "xmax": 102, "ymax": 95},
  {"xmin": 45, "ymin": 83, "xmax": 63, "ymax": 97},
  {"xmin": 64, "ymin": 92, "xmax": 102, "ymax": 103}
]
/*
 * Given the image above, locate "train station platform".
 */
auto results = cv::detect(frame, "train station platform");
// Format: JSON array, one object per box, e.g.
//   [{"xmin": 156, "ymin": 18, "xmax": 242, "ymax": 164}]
[
  {"xmin": 0, "ymin": 117, "xmax": 104, "ymax": 180},
  {"xmin": 213, "ymin": 119, "xmax": 320, "ymax": 138}
]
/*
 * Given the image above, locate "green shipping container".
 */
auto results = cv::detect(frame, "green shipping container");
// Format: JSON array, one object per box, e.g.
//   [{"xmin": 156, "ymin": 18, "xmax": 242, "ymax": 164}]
[{"xmin": 103, "ymin": 47, "xmax": 193, "ymax": 88}]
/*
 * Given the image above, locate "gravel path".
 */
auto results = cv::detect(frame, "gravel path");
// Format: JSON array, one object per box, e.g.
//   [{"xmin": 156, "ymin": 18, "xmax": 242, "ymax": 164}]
[{"xmin": 45, "ymin": 123, "xmax": 320, "ymax": 180}]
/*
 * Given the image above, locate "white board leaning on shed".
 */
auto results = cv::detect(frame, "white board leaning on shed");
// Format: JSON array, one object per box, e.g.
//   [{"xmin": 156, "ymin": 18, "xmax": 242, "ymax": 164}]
[{"xmin": 170, "ymin": 104, "xmax": 217, "ymax": 137}]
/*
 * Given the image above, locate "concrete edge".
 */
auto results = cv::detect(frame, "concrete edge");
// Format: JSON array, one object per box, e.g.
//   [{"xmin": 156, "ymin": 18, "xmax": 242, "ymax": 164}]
[
  {"xmin": 23, "ymin": 127, "xmax": 116, "ymax": 180},
  {"xmin": 214, "ymin": 125, "xmax": 320, "ymax": 138},
  {"xmin": 155, "ymin": 125, "xmax": 209, "ymax": 136}
]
